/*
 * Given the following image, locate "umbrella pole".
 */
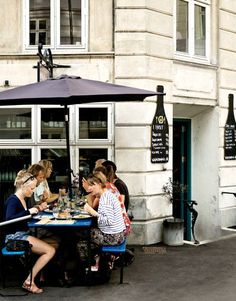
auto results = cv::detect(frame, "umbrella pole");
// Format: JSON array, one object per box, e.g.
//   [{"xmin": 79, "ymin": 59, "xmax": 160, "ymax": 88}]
[{"xmin": 64, "ymin": 105, "xmax": 72, "ymax": 198}]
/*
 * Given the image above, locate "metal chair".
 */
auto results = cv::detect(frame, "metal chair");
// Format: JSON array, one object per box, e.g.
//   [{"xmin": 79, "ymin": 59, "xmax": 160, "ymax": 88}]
[
  {"xmin": 0, "ymin": 244, "xmax": 34, "ymax": 296},
  {"xmin": 101, "ymin": 239, "xmax": 127, "ymax": 284},
  {"xmin": 0, "ymin": 215, "xmax": 32, "ymax": 296}
]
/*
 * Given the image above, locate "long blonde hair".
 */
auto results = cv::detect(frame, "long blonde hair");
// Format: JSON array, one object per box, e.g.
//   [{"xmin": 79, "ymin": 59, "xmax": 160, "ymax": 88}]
[
  {"xmin": 14, "ymin": 170, "xmax": 35, "ymax": 189},
  {"xmin": 38, "ymin": 159, "xmax": 52, "ymax": 172}
]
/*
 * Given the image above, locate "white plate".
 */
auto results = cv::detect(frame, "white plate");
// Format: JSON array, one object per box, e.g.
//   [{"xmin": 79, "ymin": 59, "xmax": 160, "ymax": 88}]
[
  {"xmin": 32, "ymin": 214, "xmax": 44, "ymax": 220},
  {"xmin": 80, "ymin": 210, "xmax": 89, "ymax": 215},
  {"xmin": 73, "ymin": 214, "xmax": 91, "ymax": 219}
]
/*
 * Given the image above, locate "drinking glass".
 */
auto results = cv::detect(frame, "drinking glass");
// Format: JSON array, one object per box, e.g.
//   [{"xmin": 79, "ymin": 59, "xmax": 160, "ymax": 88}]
[{"xmin": 52, "ymin": 207, "xmax": 59, "ymax": 219}]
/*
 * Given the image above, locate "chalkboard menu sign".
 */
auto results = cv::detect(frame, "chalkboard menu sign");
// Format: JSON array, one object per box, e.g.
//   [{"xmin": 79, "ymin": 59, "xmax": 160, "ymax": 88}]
[
  {"xmin": 224, "ymin": 94, "xmax": 236, "ymax": 160},
  {"xmin": 151, "ymin": 86, "xmax": 169, "ymax": 163}
]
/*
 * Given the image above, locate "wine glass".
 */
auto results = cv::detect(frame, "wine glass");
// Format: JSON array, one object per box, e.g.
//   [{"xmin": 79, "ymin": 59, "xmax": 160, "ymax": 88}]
[{"xmin": 52, "ymin": 207, "xmax": 59, "ymax": 219}]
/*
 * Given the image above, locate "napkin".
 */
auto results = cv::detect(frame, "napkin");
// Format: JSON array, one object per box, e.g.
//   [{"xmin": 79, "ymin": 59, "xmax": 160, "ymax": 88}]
[
  {"xmin": 48, "ymin": 220, "xmax": 75, "ymax": 225},
  {"xmin": 35, "ymin": 218, "xmax": 51, "ymax": 225}
]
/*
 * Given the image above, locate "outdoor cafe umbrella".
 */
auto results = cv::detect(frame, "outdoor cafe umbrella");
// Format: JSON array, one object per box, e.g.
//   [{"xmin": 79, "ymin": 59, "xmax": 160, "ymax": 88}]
[{"xmin": 0, "ymin": 74, "xmax": 164, "ymax": 195}]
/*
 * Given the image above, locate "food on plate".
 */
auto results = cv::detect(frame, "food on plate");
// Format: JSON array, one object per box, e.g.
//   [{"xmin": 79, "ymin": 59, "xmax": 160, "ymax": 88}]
[{"xmin": 58, "ymin": 211, "xmax": 70, "ymax": 219}]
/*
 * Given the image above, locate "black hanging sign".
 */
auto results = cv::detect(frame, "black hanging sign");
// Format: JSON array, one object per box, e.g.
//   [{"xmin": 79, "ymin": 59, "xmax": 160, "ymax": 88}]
[
  {"xmin": 224, "ymin": 94, "xmax": 236, "ymax": 160},
  {"xmin": 151, "ymin": 85, "xmax": 169, "ymax": 163}
]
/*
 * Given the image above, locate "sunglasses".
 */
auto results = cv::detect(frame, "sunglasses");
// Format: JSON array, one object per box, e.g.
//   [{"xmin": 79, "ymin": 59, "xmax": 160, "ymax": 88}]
[{"xmin": 23, "ymin": 176, "xmax": 35, "ymax": 185}]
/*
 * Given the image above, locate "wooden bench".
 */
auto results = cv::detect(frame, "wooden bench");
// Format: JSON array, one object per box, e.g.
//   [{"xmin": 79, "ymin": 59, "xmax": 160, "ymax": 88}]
[{"xmin": 101, "ymin": 239, "xmax": 126, "ymax": 284}]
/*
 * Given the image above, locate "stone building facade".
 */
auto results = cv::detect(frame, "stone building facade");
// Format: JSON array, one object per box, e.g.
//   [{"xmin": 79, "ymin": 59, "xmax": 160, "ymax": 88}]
[{"xmin": 0, "ymin": 0, "xmax": 236, "ymax": 245}]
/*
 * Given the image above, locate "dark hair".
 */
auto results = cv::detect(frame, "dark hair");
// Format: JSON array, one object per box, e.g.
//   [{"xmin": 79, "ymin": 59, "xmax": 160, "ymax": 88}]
[
  {"xmin": 27, "ymin": 164, "xmax": 45, "ymax": 177},
  {"xmin": 102, "ymin": 160, "xmax": 117, "ymax": 182},
  {"xmin": 93, "ymin": 166, "xmax": 108, "ymax": 177},
  {"xmin": 102, "ymin": 160, "xmax": 117, "ymax": 173}
]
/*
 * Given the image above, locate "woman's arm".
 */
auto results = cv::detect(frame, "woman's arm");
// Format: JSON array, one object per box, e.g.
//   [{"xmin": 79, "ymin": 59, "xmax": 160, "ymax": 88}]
[
  {"xmin": 86, "ymin": 194, "xmax": 99, "ymax": 210},
  {"xmin": 84, "ymin": 203, "xmax": 99, "ymax": 217},
  {"xmin": 5, "ymin": 199, "xmax": 30, "ymax": 220}
]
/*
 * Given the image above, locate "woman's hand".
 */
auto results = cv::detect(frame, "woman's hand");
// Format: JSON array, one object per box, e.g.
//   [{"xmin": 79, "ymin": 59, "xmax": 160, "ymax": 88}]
[
  {"xmin": 42, "ymin": 189, "xmax": 50, "ymax": 201},
  {"xmin": 37, "ymin": 201, "xmax": 48, "ymax": 211},
  {"xmin": 82, "ymin": 178, "xmax": 90, "ymax": 192},
  {"xmin": 29, "ymin": 207, "xmax": 38, "ymax": 215},
  {"xmin": 84, "ymin": 203, "xmax": 98, "ymax": 217}
]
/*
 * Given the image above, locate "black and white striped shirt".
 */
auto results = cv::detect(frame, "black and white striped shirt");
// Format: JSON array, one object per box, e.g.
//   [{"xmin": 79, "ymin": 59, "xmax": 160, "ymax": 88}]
[{"xmin": 97, "ymin": 190, "xmax": 125, "ymax": 234}]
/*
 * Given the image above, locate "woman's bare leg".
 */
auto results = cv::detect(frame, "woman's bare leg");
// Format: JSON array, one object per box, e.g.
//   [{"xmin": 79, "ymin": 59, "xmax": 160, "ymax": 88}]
[{"xmin": 24, "ymin": 236, "xmax": 55, "ymax": 292}]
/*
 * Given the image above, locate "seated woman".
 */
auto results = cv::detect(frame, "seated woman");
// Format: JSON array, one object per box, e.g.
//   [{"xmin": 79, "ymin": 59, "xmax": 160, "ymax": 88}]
[
  {"xmin": 102, "ymin": 160, "xmax": 130, "ymax": 211},
  {"xmin": 4, "ymin": 170, "xmax": 55, "ymax": 294},
  {"xmin": 27, "ymin": 163, "xmax": 48, "ymax": 210},
  {"xmin": 84, "ymin": 171, "xmax": 126, "ymax": 246},
  {"xmin": 82, "ymin": 165, "xmax": 119, "ymax": 209},
  {"xmin": 37, "ymin": 160, "xmax": 59, "ymax": 204},
  {"xmin": 83, "ymin": 166, "xmax": 131, "ymax": 235}
]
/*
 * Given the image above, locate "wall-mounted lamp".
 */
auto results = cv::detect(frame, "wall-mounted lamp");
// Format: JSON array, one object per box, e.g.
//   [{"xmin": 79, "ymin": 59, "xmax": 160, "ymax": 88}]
[{"xmin": 4, "ymin": 80, "xmax": 9, "ymax": 87}]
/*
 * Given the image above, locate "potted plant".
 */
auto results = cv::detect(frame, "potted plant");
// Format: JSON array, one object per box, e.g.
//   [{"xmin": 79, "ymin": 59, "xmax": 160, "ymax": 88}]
[{"xmin": 162, "ymin": 178, "xmax": 185, "ymax": 246}]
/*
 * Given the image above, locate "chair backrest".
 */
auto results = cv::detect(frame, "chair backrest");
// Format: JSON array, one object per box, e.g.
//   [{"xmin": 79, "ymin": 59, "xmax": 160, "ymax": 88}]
[{"xmin": 2, "ymin": 246, "xmax": 26, "ymax": 256}]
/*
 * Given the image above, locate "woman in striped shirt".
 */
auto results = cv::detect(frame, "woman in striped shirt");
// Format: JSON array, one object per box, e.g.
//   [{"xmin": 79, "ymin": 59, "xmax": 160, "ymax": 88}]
[{"xmin": 84, "ymin": 171, "xmax": 126, "ymax": 246}]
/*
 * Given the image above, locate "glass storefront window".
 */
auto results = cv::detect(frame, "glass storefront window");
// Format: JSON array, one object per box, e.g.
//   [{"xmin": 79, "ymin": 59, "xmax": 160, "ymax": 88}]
[
  {"xmin": 79, "ymin": 107, "xmax": 108, "ymax": 139},
  {"xmin": 78, "ymin": 148, "xmax": 108, "ymax": 194},
  {"xmin": 0, "ymin": 148, "xmax": 31, "ymax": 182},
  {"xmin": 0, "ymin": 149, "xmax": 32, "ymax": 206},
  {"xmin": 41, "ymin": 148, "xmax": 68, "ymax": 192},
  {"xmin": 41, "ymin": 108, "xmax": 66, "ymax": 139},
  {"xmin": 0, "ymin": 108, "xmax": 31, "ymax": 139},
  {"xmin": 0, "ymin": 104, "xmax": 113, "ymax": 199}
]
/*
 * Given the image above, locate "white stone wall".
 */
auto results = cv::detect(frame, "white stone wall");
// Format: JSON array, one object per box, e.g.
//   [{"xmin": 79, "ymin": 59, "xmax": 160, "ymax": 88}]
[{"xmin": 219, "ymin": 1, "xmax": 236, "ymax": 229}]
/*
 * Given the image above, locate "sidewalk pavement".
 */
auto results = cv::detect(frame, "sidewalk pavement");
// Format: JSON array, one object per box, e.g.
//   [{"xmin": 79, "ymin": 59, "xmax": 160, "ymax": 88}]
[{"xmin": 2, "ymin": 232, "xmax": 236, "ymax": 301}]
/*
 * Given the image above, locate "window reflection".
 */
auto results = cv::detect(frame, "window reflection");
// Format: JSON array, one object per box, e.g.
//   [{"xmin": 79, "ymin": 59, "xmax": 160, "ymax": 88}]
[
  {"xmin": 29, "ymin": 0, "xmax": 50, "ymax": 45},
  {"xmin": 79, "ymin": 108, "xmax": 108, "ymax": 139},
  {"xmin": 60, "ymin": 0, "xmax": 81, "ymax": 45},
  {"xmin": 41, "ymin": 148, "xmax": 68, "ymax": 192},
  {"xmin": 0, "ymin": 149, "xmax": 31, "ymax": 206},
  {"xmin": 0, "ymin": 149, "xmax": 31, "ymax": 182},
  {"xmin": 78, "ymin": 148, "xmax": 108, "ymax": 194},
  {"xmin": 194, "ymin": 5, "xmax": 206, "ymax": 56},
  {"xmin": 176, "ymin": 0, "xmax": 188, "ymax": 53},
  {"xmin": 41, "ymin": 108, "xmax": 66, "ymax": 139},
  {"xmin": 29, "ymin": 0, "xmax": 82, "ymax": 46},
  {"xmin": 0, "ymin": 109, "xmax": 31, "ymax": 139}
]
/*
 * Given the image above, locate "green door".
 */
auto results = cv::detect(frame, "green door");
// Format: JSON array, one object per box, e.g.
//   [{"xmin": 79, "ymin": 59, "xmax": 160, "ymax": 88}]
[{"xmin": 173, "ymin": 119, "xmax": 191, "ymax": 241}]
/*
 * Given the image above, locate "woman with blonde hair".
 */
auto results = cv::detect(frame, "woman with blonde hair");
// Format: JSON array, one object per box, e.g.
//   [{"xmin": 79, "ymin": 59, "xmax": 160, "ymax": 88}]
[
  {"xmin": 4, "ymin": 170, "xmax": 55, "ymax": 294},
  {"xmin": 37, "ymin": 159, "xmax": 59, "ymax": 204}
]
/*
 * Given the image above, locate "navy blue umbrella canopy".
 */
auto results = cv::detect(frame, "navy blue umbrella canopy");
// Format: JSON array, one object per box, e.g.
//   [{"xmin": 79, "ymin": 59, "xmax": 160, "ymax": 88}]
[
  {"xmin": 0, "ymin": 75, "xmax": 162, "ymax": 105},
  {"xmin": 0, "ymin": 75, "xmax": 163, "ymax": 195}
]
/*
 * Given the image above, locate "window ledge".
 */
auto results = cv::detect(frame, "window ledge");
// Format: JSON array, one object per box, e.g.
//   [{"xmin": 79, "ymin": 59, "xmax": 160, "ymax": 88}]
[{"xmin": 174, "ymin": 53, "xmax": 217, "ymax": 69}]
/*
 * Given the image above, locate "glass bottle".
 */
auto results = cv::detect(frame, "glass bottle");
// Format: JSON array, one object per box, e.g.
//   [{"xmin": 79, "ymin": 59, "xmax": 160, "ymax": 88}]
[{"xmin": 58, "ymin": 189, "xmax": 64, "ymax": 209}]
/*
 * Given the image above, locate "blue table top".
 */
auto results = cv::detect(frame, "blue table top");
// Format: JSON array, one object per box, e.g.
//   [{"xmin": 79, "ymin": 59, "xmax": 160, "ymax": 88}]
[{"xmin": 28, "ymin": 212, "xmax": 93, "ymax": 228}]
